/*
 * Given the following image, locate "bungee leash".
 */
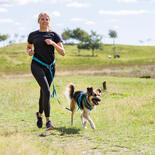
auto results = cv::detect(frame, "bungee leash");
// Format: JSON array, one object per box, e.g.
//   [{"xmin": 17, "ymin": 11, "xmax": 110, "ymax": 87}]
[{"xmin": 32, "ymin": 56, "xmax": 71, "ymax": 111}]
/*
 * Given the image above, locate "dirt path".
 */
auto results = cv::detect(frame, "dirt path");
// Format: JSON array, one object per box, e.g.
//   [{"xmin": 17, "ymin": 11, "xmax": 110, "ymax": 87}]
[{"xmin": 1, "ymin": 64, "xmax": 155, "ymax": 79}]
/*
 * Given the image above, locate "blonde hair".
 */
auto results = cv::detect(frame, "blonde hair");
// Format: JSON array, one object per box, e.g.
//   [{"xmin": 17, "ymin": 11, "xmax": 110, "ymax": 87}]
[{"xmin": 38, "ymin": 12, "xmax": 52, "ymax": 30}]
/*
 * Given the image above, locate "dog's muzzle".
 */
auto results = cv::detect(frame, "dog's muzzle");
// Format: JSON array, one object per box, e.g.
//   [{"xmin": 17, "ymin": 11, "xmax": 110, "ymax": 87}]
[{"xmin": 92, "ymin": 97, "xmax": 101, "ymax": 105}]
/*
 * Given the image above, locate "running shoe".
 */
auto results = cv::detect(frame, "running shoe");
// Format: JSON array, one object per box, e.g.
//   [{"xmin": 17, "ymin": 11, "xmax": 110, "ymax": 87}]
[{"xmin": 36, "ymin": 112, "xmax": 43, "ymax": 128}]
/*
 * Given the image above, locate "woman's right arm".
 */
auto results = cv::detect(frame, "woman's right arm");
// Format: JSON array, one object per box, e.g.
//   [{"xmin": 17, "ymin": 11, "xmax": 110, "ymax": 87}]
[{"xmin": 26, "ymin": 43, "xmax": 34, "ymax": 56}]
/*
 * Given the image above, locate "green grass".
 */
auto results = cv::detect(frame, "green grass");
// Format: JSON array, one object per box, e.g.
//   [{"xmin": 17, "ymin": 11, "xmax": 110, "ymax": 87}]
[
  {"xmin": 0, "ymin": 75, "xmax": 154, "ymax": 154},
  {"xmin": 0, "ymin": 43, "xmax": 155, "ymax": 74},
  {"xmin": 0, "ymin": 43, "xmax": 155, "ymax": 154}
]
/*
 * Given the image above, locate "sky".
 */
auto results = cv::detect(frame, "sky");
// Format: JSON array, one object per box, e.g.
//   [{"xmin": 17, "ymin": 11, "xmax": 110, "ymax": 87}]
[{"xmin": 0, "ymin": 0, "xmax": 155, "ymax": 45}]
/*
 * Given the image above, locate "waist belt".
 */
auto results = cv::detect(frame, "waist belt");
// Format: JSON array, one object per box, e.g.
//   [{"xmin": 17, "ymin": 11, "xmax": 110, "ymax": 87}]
[{"xmin": 32, "ymin": 56, "xmax": 58, "ymax": 99}]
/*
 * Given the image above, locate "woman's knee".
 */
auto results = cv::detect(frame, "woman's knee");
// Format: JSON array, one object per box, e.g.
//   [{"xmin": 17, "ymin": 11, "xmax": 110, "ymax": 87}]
[{"xmin": 42, "ymin": 88, "xmax": 50, "ymax": 98}]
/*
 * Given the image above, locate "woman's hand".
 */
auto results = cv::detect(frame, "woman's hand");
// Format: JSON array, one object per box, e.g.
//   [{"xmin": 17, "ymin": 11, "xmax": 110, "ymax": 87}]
[
  {"xmin": 27, "ymin": 43, "xmax": 34, "ymax": 56},
  {"xmin": 27, "ymin": 48, "xmax": 34, "ymax": 56},
  {"xmin": 45, "ymin": 39, "xmax": 55, "ymax": 46},
  {"xmin": 45, "ymin": 40, "xmax": 65, "ymax": 56}
]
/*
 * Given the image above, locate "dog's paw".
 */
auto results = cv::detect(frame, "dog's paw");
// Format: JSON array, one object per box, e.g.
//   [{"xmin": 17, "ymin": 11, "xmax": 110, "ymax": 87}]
[
  {"xmin": 91, "ymin": 125, "xmax": 96, "ymax": 129},
  {"xmin": 82, "ymin": 126, "xmax": 87, "ymax": 129}
]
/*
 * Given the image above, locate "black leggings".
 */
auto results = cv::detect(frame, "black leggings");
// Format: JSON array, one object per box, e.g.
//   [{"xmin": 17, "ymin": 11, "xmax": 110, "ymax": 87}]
[{"xmin": 31, "ymin": 60, "xmax": 55, "ymax": 117}]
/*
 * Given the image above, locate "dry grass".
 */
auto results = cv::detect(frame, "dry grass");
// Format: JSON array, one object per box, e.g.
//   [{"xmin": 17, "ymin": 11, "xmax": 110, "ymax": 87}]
[{"xmin": 0, "ymin": 75, "xmax": 154, "ymax": 154}]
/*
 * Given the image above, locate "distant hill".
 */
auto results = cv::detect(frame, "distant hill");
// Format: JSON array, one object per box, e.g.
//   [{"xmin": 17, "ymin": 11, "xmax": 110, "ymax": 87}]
[{"xmin": 0, "ymin": 43, "xmax": 155, "ymax": 75}]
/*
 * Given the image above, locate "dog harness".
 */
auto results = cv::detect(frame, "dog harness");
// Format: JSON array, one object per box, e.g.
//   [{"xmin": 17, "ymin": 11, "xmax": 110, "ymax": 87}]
[
  {"xmin": 77, "ymin": 92, "xmax": 92, "ymax": 111},
  {"xmin": 32, "ymin": 56, "xmax": 71, "ymax": 111}
]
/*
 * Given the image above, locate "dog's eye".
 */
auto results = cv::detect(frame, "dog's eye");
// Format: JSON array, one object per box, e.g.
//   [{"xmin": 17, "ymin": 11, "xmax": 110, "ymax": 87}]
[{"xmin": 94, "ymin": 94, "xmax": 97, "ymax": 97}]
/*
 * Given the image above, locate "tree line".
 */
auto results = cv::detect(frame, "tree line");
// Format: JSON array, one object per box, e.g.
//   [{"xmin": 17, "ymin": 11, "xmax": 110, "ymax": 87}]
[
  {"xmin": 0, "ymin": 34, "xmax": 26, "ymax": 47},
  {"xmin": 0, "ymin": 28, "xmax": 118, "ymax": 56},
  {"xmin": 62, "ymin": 28, "xmax": 117, "ymax": 56},
  {"xmin": 62, "ymin": 28, "xmax": 103, "ymax": 56}
]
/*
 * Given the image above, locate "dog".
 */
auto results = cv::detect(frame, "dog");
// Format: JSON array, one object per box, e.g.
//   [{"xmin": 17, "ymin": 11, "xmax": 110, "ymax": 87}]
[
  {"xmin": 114, "ymin": 54, "xmax": 120, "ymax": 58},
  {"xmin": 65, "ymin": 83, "xmax": 101, "ymax": 129}
]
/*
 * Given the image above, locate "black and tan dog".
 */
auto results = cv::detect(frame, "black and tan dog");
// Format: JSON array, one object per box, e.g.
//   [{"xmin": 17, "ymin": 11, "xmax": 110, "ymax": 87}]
[{"xmin": 65, "ymin": 83, "xmax": 101, "ymax": 129}]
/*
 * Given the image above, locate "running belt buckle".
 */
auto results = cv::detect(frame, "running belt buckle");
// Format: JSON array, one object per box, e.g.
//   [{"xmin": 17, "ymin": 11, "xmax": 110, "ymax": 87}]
[{"xmin": 46, "ymin": 66, "xmax": 50, "ymax": 69}]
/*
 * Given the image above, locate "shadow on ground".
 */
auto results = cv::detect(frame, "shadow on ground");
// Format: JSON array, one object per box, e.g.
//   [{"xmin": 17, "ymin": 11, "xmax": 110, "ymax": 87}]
[
  {"xmin": 39, "ymin": 127, "xmax": 80, "ymax": 137},
  {"xmin": 55, "ymin": 127, "xmax": 80, "ymax": 136}
]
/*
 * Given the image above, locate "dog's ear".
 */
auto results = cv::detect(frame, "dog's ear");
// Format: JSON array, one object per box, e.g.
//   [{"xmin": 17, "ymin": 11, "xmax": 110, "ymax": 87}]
[
  {"xmin": 87, "ymin": 87, "xmax": 93, "ymax": 95},
  {"xmin": 95, "ymin": 88, "xmax": 101, "ymax": 96}
]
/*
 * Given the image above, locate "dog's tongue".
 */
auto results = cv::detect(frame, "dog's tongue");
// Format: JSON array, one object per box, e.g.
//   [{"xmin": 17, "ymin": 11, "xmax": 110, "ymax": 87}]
[
  {"xmin": 95, "ymin": 102, "xmax": 99, "ymax": 105},
  {"xmin": 92, "ymin": 98, "xmax": 100, "ymax": 105},
  {"xmin": 96, "ymin": 100, "xmax": 100, "ymax": 105}
]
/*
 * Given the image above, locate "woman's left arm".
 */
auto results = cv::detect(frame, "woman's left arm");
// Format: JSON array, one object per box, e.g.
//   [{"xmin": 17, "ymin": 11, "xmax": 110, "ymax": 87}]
[{"xmin": 45, "ymin": 39, "xmax": 65, "ymax": 56}]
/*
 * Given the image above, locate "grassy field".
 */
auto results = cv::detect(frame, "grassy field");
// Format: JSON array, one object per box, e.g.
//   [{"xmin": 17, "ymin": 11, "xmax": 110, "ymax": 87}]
[
  {"xmin": 0, "ymin": 43, "xmax": 155, "ymax": 154},
  {"xmin": 0, "ymin": 75, "xmax": 154, "ymax": 154},
  {"xmin": 0, "ymin": 43, "xmax": 155, "ymax": 75}
]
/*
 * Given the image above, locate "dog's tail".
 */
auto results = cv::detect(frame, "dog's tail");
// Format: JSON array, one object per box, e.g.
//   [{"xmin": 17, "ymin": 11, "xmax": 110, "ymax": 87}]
[{"xmin": 65, "ymin": 83, "xmax": 75, "ymax": 105}]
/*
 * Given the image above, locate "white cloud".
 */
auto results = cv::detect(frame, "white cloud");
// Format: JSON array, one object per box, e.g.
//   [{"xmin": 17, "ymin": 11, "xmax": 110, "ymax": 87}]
[
  {"xmin": 0, "ymin": 7, "xmax": 8, "ymax": 12},
  {"xmin": 0, "ymin": 18, "xmax": 23, "ymax": 27},
  {"xmin": 85, "ymin": 21, "xmax": 95, "ymax": 25},
  {"xmin": 114, "ymin": 25, "xmax": 119, "ymax": 29},
  {"xmin": 19, "ymin": 26, "xmax": 26, "ymax": 30},
  {"xmin": 0, "ymin": 0, "xmax": 38, "ymax": 5},
  {"xmin": 66, "ymin": 2, "xmax": 90, "ymax": 8},
  {"xmin": 33, "ymin": 14, "xmax": 38, "ymax": 19},
  {"xmin": 32, "ymin": 11, "xmax": 61, "ymax": 20},
  {"xmin": 109, "ymin": 19, "xmax": 119, "ymax": 23},
  {"xmin": 0, "ymin": 0, "xmax": 69, "ymax": 5},
  {"xmin": 0, "ymin": 18, "xmax": 14, "ymax": 23},
  {"xmin": 15, "ymin": 22, "xmax": 21, "ymax": 25},
  {"xmin": 143, "ymin": 0, "xmax": 152, "ymax": 1},
  {"xmin": 117, "ymin": 0, "xmax": 137, "ymax": 2},
  {"xmin": 51, "ymin": 11, "xmax": 61, "ymax": 17},
  {"xmin": 71, "ymin": 18, "xmax": 95, "ymax": 25},
  {"xmin": 117, "ymin": 0, "xmax": 155, "ymax": 2},
  {"xmin": 55, "ymin": 23, "xmax": 63, "ymax": 27},
  {"xmin": 99, "ymin": 10, "xmax": 155, "ymax": 15},
  {"xmin": 71, "ymin": 18, "xmax": 85, "ymax": 22},
  {"xmin": 1, "ymin": 4, "xmax": 13, "ymax": 7}
]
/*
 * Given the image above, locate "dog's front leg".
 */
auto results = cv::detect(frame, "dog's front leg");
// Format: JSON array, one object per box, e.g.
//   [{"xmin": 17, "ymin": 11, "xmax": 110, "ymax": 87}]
[
  {"xmin": 83, "ymin": 119, "xmax": 87, "ymax": 129},
  {"xmin": 81, "ymin": 112, "xmax": 87, "ymax": 129},
  {"xmin": 87, "ymin": 116, "xmax": 96, "ymax": 129}
]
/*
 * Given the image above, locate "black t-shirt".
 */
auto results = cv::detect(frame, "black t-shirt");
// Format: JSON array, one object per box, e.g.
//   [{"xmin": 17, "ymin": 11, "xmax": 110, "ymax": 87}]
[{"xmin": 28, "ymin": 30, "xmax": 62, "ymax": 64}]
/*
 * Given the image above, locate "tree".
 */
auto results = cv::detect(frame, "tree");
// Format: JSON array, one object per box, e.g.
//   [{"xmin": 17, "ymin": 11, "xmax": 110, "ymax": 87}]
[
  {"xmin": 87, "ymin": 31, "xmax": 102, "ymax": 56},
  {"xmin": 61, "ymin": 28, "xmax": 103, "ymax": 56},
  {"xmin": 77, "ymin": 43, "xmax": 88, "ymax": 55},
  {"xmin": 0, "ymin": 34, "xmax": 9, "ymax": 46},
  {"xmin": 77, "ymin": 31, "xmax": 102, "ymax": 56},
  {"xmin": 61, "ymin": 28, "xmax": 73, "ymax": 44},
  {"xmin": 61, "ymin": 28, "xmax": 90, "ymax": 55},
  {"xmin": 108, "ymin": 30, "xmax": 117, "ymax": 54},
  {"xmin": 61, "ymin": 28, "xmax": 89, "ymax": 44},
  {"xmin": 72, "ymin": 28, "xmax": 90, "ymax": 55},
  {"xmin": 0, "ymin": 34, "xmax": 9, "ymax": 41},
  {"xmin": 72, "ymin": 28, "xmax": 90, "ymax": 42},
  {"xmin": 108, "ymin": 30, "xmax": 117, "ymax": 45}
]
